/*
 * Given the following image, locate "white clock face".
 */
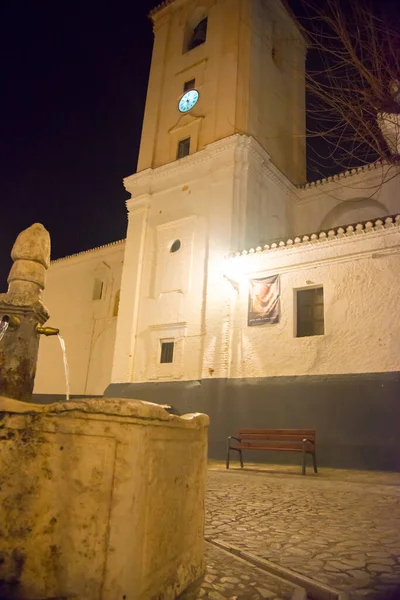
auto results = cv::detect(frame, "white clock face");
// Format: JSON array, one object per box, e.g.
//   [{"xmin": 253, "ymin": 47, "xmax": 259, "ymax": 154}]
[{"xmin": 178, "ymin": 89, "xmax": 199, "ymax": 113}]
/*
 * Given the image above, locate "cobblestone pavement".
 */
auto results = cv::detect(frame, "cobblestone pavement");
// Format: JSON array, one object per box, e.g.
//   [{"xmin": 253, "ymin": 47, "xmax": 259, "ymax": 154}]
[
  {"xmin": 204, "ymin": 463, "xmax": 400, "ymax": 600},
  {"xmin": 180, "ymin": 541, "xmax": 302, "ymax": 600}
]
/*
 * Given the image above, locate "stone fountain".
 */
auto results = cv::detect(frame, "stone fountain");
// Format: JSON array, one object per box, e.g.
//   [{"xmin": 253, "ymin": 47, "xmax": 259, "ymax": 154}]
[
  {"xmin": 0, "ymin": 223, "xmax": 59, "ymax": 401},
  {"xmin": 0, "ymin": 225, "xmax": 208, "ymax": 600}
]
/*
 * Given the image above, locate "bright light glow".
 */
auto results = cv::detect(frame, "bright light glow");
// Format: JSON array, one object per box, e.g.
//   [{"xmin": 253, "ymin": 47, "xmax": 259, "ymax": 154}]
[{"xmin": 223, "ymin": 257, "xmax": 248, "ymax": 287}]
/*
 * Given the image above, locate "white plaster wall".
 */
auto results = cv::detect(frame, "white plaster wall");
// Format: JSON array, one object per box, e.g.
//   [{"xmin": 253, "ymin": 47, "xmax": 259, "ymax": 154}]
[
  {"xmin": 227, "ymin": 224, "xmax": 400, "ymax": 377},
  {"xmin": 292, "ymin": 164, "xmax": 400, "ymax": 235},
  {"xmin": 244, "ymin": 139, "xmax": 295, "ymax": 248},
  {"xmin": 113, "ymin": 137, "xmax": 239, "ymax": 385},
  {"xmin": 34, "ymin": 243, "xmax": 125, "ymax": 397},
  {"xmin": 114, "ymin": 135, "xmax": 400, "ymax": 389},
  {"xmin": 247, "ymin": 0, "xmax": 306, "ymax": 184}
]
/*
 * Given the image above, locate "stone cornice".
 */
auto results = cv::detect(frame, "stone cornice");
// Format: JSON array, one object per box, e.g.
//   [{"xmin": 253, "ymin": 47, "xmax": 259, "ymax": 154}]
[
  {"xmin": 229, "ymin": 215, "xmax": 400, "ymax": 260},
  {"xmin": 126, "ymin": 196, "xmax": 152, "ymax": 214},
  {"xmin": 123, "ymin": 134, "xmax": 300, "ymax": 200},
  {"xmin": 123, "ymin": 134, "xmax": 243, "ymax": 197},
  {"xmin": 295, "ymin": 161, "xmax": 400, "ymax": 205},
  {"xmin": 50, "ymin": 240, "xmax": 126, "ymax": 267},
  {"xmin": 236, "ymin": 236, "xmax": 400, "ymax": 279},
  {"xmin": 149, "ymin": 0, "xmax": 177, "ymax": 20}
]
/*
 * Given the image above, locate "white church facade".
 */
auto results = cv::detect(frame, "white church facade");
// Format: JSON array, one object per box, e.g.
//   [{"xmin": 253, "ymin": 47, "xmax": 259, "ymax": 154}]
[{"xmin": 34, "ymin": 0, "xmax": 400, "ymax": 470}]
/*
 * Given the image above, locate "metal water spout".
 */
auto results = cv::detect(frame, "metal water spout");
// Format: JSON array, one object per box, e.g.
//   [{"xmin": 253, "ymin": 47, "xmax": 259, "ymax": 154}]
[
  {"xmin": 0, "ymin": 223, "xmax": 59, "ymax": 402},
  {"xmin": 36, "ymin": 325, "xmax": 60, "ymax": 336}
]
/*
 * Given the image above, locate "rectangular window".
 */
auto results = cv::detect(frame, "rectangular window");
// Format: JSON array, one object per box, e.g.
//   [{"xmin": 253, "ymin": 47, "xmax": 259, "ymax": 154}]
[
  {"xmin": 92, "ymin": 278, "xmax": 104, "ymax": 301},
  {"xmin": 177, "ymin": 137, "xmax": 191, "ymax": 159},
  {"xmin": 296, "ymin": 287, "xmax": 324, "ymax": 337},
  {"xmin": 187, "ymin": 17, "xmax": 208, "ymax": 51},
  {"xmin": 184, "ymin": 78, "xmax": 196, "ymax": 92},
  {"xmin": 160, "ymin": 341, "xmax": 174, "ymax": 364}
]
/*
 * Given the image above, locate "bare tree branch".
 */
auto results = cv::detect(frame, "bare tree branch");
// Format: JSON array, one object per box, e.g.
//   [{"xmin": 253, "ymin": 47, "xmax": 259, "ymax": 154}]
[{"xmin": 297, "ymin": 0, "xmax": 400, "ymax": 178}]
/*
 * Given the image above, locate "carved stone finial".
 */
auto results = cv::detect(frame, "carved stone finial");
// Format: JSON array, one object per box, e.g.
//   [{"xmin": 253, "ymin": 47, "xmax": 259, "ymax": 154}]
[{"xmin": 7, "ymin": 223, "xmax": 51, "ymax": 302}]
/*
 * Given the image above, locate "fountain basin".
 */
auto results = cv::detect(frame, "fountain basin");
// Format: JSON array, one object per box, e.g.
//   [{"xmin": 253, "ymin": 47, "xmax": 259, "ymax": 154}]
[{"xmin": 0, "ymin": 396, "xmax": 209, "ymax": 600}]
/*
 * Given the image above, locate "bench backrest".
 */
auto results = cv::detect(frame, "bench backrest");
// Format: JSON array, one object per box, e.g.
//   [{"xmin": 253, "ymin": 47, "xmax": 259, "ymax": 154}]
[{"xmin": 237, "ymin": 429, "xmax": 316, "ymax": 443}]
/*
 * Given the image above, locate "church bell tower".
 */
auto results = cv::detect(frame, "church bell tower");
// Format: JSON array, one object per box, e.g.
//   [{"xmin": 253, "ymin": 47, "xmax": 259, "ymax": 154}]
[
  {"xmin": 110, "ymin": 0, "xmax": 306, "ymax": 389},
  {"xmin": 138, "ymin": 0, "xmax": 306, "ymax": 182}
]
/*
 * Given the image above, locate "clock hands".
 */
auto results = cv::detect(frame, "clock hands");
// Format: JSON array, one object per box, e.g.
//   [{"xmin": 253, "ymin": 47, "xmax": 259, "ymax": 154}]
[{"xmin": 178, "ymin": 90, "xmax": 199, "ymax": 113}]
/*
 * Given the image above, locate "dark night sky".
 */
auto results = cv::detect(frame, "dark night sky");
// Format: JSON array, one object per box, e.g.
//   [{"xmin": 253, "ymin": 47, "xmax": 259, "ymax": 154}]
[
  {"xmin": 0, "ymin": 0, "xmax": 395, "ymax": 287},
  {"xmin": 0, "ymin": 0, "xmax": 157, "ymax": 285}
]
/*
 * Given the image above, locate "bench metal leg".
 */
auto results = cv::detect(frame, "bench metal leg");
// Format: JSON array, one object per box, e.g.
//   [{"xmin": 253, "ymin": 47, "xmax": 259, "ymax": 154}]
[
  {"xmin": 239, "ymin": 449, "xmax": 244, "ymax": 468},
  {"xmin": 226, "ymin": 445, "xmax": 230, "ymax": 469},
  {"xmin": 312, "ymin": 450, "xmax": 318, "ymax": 473},
  {"xmin": 302, "ymin": 441, "xmax": 307, "ymax": 475}
]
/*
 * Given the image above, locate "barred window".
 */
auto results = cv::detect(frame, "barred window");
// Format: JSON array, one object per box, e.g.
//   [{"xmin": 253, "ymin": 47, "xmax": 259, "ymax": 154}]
[
  {"xmin": 160, "ymin": 341, "xmax": 174, "ymax": 364},
  {"xmin": 296, "ymin": 288, "xmax": 324, "ymax": 337}
]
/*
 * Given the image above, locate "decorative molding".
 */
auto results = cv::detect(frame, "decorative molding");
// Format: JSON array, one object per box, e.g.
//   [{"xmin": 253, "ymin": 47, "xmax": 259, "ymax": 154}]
[
  {"xmin": 175, "ymin": 57, "xmax": 208, "ymax": 77},
  {"xmin": 156, "ymin": 214, "xmax": 198, "ymax": 231},
  {"xmin": 168, "ymin": 114, "xmax": 204, "ymax": 134},
  {"xmin": 50, "ymin": 240, "xmax": 126, "ymax": 265},
  {"xmin": 123, "ymin": 134, "xmax": 244, "ymax": 196},
  {"xmin": 229, "ymin": 215, "xmax": 400, "ymax": 258},
  {"xmin": 126, "ymin": 195, "xmax": 151, "ymax": 213},
  {"xmin": 297, "ymin": 159, "xmax": 399, "ymax": 191},
  {"xmin": 237, "ymin": 240, "xmax": 400, "ymax": 280},
  {"xmin": 149, "ymin": 0, "xmax": 177, "ymax": 19},
  {"xmin": 149, "ymin": 321, "xmax": 188, "ymax": 331}
]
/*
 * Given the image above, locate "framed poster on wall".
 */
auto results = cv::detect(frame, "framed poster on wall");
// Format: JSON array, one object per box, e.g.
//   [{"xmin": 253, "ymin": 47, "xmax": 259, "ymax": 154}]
[{"xmin": 248, "ymin": 274, "xmax": 280, "ymax": 326}]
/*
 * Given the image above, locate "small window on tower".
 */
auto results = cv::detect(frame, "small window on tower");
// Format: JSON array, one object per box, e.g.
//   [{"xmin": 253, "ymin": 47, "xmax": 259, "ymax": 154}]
[
  {"xmin": 113, "ymin": 289, "xmax": 120, "ymax": 317},
  {"xmin": 187, "ymin": 17, "xmax": 208, "ymax": 51},
  {"xmin": 177, "ymin": 137, "xmax": 191, "ymax": 159},
  {"xmin": 184, "ymin": 79, "xmax": 196, "ymax": 92},
  {"xmin": 160, "ymin": 341, "xmax": 174, "ymax": 364},
  {"xmin": 296, "ymin": 287, "xmax": 324, "ymax": 337},
  {"xmin": 92, "ymin": 278, "xmax": 104, "ymax": 301}
]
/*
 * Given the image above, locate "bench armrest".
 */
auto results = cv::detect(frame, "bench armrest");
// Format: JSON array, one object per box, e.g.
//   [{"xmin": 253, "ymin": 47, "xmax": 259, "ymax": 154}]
[
  {"xmin": 228, "ymin": 436, "xmax": 241, "ymax": 445},
  {"xmin": 303, "ymin": 438, "xmax": 315, "ymax": 445}
]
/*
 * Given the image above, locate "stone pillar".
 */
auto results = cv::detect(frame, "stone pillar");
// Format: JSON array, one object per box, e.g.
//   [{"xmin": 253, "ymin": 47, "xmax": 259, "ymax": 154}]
[
  {"xmin": 0, "ymin": 223, "xmax": 51, "ymax": 401},
  {"xmin": 0, "ymin": 396, "xmax": 209, "ymax": 600}
]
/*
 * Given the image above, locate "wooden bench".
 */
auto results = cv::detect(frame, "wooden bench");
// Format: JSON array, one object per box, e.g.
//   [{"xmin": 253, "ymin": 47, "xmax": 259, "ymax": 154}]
[{"xmin": 226, "ymin": 429, "xmax": 317, "ymax": 475}]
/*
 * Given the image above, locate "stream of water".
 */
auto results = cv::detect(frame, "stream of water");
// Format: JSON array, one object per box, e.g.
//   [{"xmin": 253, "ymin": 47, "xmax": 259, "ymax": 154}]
[
  {"xmin": 0, "ymin": 320, "xmax": 9, "ymax": 342},
  {"xmin": 57, "ymin": 334, "xmax": 70, "ymax": 401}
]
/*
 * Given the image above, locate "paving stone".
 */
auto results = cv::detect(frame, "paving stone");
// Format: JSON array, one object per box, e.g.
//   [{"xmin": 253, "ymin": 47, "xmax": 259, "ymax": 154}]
[
  {"xmin": 327, "ymin": 561, "xmax": 353, "ymax": 571},
  {"xmin": 285, "ymin": 548, "xmax": 309, "ymax": 557},
  {"xmin": 366, "ymin": 551, "xmax": 392, "ymax": 558},
  {"xmin": 366, "ymin": 557, "xmax": 395, "ymax": 566},
  {"xmin": 348, "ymin": 570, "xmax": 372, "ymax": 580},
  {"xmin": 380, "ymin": 574, "xmax": 400, "ymax": 582},
  {"xmin": 256, "ymin": 588, "xmax": 276, "ymax": 598},
  {"xmin": 204, "ymin": 464, "xmax": 400, "ymax": 599},
  {"xmin": 179, "ymin": 542, "xmax": 297, "ymax": 600},
  {"xmin": 207, "ymin": 591, "xmax": 226, "ymax": 599},
  {"xmin": 367, "ymin": 564, "xmax": 393, "ymax": 573}
]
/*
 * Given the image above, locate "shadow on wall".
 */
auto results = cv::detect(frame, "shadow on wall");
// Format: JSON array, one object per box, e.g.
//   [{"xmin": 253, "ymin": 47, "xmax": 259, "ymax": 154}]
[
  {"xmin": 320, "ymin": 198, "xmax": 389, "ymax": 230},
  {"xmin": 105, "ymin": 374, "xmax": 400, "ymax": 472}
]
